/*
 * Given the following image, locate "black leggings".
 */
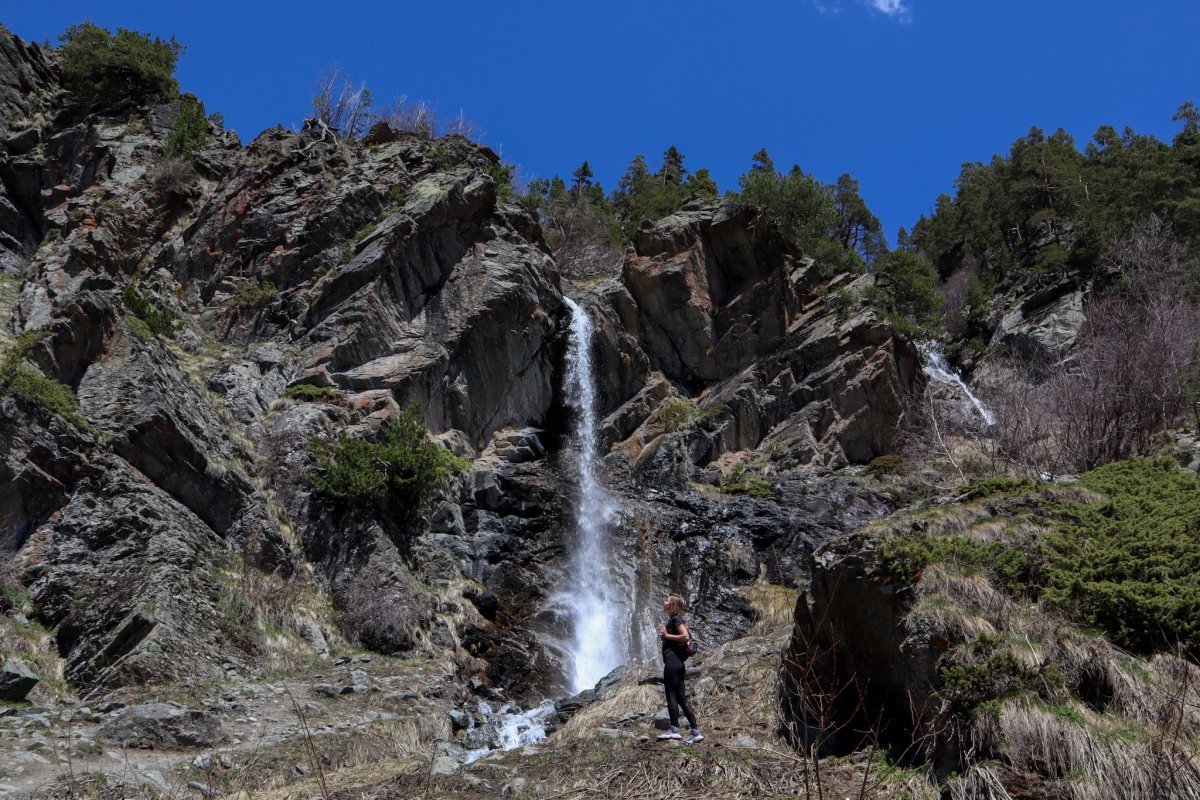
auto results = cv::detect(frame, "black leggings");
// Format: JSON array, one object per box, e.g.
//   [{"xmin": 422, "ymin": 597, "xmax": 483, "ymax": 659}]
[{"xmin": 663, "ymin": 651, "xmax": 697, "ymax": 729}]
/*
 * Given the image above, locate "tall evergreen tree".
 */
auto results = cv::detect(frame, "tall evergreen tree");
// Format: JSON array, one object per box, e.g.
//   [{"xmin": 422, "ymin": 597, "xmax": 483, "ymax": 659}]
[
  {"xmin": 571, "ymin": 161, "xmax": 594, "ymax": 193},
  {"xmin": 659, "ymin": 146, "xmax": 686, "ymax": 185}
]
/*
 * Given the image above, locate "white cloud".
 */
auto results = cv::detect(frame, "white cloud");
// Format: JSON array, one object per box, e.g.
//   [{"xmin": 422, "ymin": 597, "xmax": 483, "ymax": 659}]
[
  {"xmin": 867, "ymin": 0, "xmax": 911, "ymax": 20},
  {"xmin": 812, "ymin": 0, "xmax": 911, "ymax": 21}
]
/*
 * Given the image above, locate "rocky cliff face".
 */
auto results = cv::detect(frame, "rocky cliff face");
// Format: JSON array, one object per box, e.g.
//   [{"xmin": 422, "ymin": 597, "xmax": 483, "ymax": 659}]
[{"xmin": 0, "ymin": 22, "xmax": 922, "ymax": 716}]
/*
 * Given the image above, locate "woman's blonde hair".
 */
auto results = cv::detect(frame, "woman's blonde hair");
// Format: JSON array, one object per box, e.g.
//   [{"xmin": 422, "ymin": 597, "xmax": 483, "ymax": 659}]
[{"xmin": 665, "ymin": 595, "xmax": 687, "ymax": 615}]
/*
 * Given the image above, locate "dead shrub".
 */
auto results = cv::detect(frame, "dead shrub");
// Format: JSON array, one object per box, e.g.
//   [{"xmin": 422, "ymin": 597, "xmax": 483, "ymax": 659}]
[
  {"xmin": 972, "ymin": 219, "xmax": 1200, "ymax": 476},
  {"xmin": 147, "ymin": 157, "xmax": 199, "ymax": 200},
  {"xmin": 312, "ymin": 66, "xmax": 373, "ymax": 140},
  {"xmin": 545, "ymin": 197, "xmax": 623, "ymax": 279},
  {"xmin": 334, "ymin": 572, "xmax": 430, "ymax": 653}
]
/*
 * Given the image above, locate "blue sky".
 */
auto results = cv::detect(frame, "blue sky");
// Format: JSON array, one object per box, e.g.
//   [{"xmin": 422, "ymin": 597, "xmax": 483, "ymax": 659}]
[{"xmin": 5, "ymin": 1, "xmax": 1199, "ymax": 241}]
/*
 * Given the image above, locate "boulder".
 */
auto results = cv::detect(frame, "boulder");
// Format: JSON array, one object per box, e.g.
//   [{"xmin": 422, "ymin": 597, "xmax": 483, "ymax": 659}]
[
  {"xmin": 98, "ymin": 703, "xmax": 223, "ymax": 749},
  {"xmin": 0, "ymin": 659, "xmax": 39, "ymax": 701}
]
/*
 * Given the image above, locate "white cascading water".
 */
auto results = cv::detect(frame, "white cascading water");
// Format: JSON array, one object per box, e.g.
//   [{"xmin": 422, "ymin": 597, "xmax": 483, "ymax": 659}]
[
  {"xmin": 919, "ymin": 341, "xmax": 996, "ymax": 425},
  {"xmin": 461, "ymin": 701, "xmax": 557, "ymax": 764},
  {"xmin": 557, "ymin": 297, "xmax": 625, "ymax": 693}
]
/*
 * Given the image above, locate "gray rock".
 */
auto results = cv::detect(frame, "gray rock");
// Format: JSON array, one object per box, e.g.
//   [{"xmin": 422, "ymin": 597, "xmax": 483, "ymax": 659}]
[
  {"xmin": 430, "ymin": 755, "xmax": 460, "ymax": 775},
  {"xmin": 0, "ymin": 660, "xmax": 39, "ymax": 701},
  {"xmin": 141, "ymin": 770, "xmax": 166, "ymax": 788},
  {"xmin": 652, "ymin": 708, "xmax": 672, "ymax": 730},
  {"xmin": 298, "ymin": 621, "xmax": 329, "ymax": 657},
  {"xmin": 596, "ymin": 727, "xmax": 636, "ymax": 738},
  {"xmin": 98, "ymin": 704, "xmax": 222, "ymax": 750},
  {"xmin": 501, "ymin": 777, "xmax": 527, "ymax": 796},
  {"xmin": 594, "ymin": 665, "xmax": 627, "ymax": 698},
  {"xmin": 996, "ymin": 286, "xmax": 1086, "ymax": 359}
]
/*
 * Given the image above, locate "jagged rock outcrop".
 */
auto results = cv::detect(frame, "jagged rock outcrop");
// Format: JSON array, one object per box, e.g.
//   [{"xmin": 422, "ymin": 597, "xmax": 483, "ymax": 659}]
[
  {"xmin": 600, "ymin": 203, "xmax": 922, "ymax": 473},
  {"xmin": 3, "ymin": 394, "xmax": 261, "ymax": 688},
  {"xmin": 0, "ymin": 26, "xmax": 57, "ymax": 275},
  {"xmin": 781, "ymin": 533, "xmax": 943, "ymax": 758}
]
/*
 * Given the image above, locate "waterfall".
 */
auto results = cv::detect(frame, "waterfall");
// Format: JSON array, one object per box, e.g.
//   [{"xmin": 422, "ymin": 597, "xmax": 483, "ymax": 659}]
[
  {"xmin": 557, "ymin": 297, "xmax": 624, "ymax": 693},
  {"xmin": 919, "ymin": 342, "xmax": 996, "ymax": 426}
]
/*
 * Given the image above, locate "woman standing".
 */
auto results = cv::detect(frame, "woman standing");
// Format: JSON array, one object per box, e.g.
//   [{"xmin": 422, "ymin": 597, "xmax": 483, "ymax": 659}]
[{"xmin": 657, "ymin": 594, "xmax": 703, "ymax": 743}]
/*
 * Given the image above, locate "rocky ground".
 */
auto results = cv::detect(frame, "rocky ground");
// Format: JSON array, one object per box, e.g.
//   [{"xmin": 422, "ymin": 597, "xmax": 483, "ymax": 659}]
[
  {"xmin": 1, "ymin": 583, "xmax": 916, "ymax": 800},
  {"xmin": 0, "ymin": 649, "xmax": 460, "ymax": 797}
]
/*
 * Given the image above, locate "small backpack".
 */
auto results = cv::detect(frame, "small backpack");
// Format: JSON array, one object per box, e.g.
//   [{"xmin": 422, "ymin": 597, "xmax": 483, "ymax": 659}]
[{"xmin": 683, "ymin": 624, "xmax": 701, "ymax": 659}]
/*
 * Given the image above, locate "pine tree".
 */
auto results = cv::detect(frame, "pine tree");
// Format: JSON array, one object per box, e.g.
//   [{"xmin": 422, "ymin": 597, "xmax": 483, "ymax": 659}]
[
  {"xmin": 571, "ymin": 161, "xmax": 594, "ymax": 194},
  {"xmin": 659, "ymin": 146, "xmax": 686, "ymax": 185},
  {"xmin": 750, "ymin": 149, "xmax": 775, "ymax": 174}
]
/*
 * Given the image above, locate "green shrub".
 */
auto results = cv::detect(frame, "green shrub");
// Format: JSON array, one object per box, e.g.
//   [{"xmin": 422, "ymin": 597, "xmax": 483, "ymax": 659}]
[
  {"xmin": 878, "ymin": 458, "xmax": 1200, "ymax": 655},
  {"xmin": 353, "ymin": 223, "xmax": 377, "ymax": 243},
  {"xmin": 879, "ymin": 533, "xmax": 1039, "ymax": 590},
  {"xmin": 58, "ymin": 23, "xmax": 183, "ymax": 108},
  {"xmin": 872, "ymin": 250, "xmax": 943, "ymax": 323},
  {"xmin": 122, "ymin": 285, "xmax": 176, "ymax": 335},
  {"xmin": 232, "ymin": 280, "xmax": 278, "ymax": 309},
  {"xmin": 312, "ymin": 405, "xmax": 468, "ymax": 511},
  {"xmin": 0, "ymin": 332, "xmax": 85, "ymax": 427},
  {"xmin": 829, "ymin": 286, "xmax": 855, "ymax": 320},
  {"xmin": 126, "ymin": 316, "xmax": 151, "ymax": 342},
  {"xmin": 658, "ymin": 396, "xmax": 724, "ymax": 432},
  {"xmin": 720, "ymin": 464, "xmax": 774, "ymax": 499},
  {"xmin": 960, "ymin": 475, "xmax": 1039, "ymax": 500},
  {"xmin": 386, "ymin": 185, "xmax": 407, "ymax": 208},
  {"xmin": 937, "ymin": 634, "xmax": 1062, "ymax": 720},
  {"xmin": 1044, "ymin": 458, "xmax": 1200, "ymax": 654},
  {"xmin": 485, "ymin": 162, "xmax": 515, "ymax": 202},
  {"xmin": 284, "ymin": 384, "xmax": 343, "ymax": 403},
  {"xmin": 163, "ymin": 94, "xmax": 209, "ymax": 163},
  {"xmin": 427, "ymin": 145, "xmax": 457, "ymax": 171}
]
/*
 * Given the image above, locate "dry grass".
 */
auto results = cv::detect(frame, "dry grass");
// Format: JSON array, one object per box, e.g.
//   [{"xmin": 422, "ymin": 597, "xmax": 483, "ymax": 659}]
[
  {"xmin": 555, "ymin": 682, "xmax": 662, "ymax": 743},
  {"xmin": 901, "ymin": 558, "xmax": 1200, "ymax": 800},
  {"xmin": 738, "ymin": 578, "xmax": 799, "ymax": 637},
  {"xmin": 0, "ymin": 547, "xmax": 73, "ymax": 702}
]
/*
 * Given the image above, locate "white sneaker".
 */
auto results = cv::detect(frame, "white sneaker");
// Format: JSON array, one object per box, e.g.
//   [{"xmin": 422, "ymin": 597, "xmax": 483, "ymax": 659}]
[
  {"xmin": 657, "ymin": 726, "xmax": 682, "ymax": 740},
  {"xmin": 685, "ymin": 729, "xmax": 704, "ymax": 744}
]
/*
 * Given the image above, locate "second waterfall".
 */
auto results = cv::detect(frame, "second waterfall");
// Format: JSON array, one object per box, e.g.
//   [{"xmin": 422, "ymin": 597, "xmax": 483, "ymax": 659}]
[{"xmin": 558, "ymin": 297, "xmax": 625, "ymax": 693}]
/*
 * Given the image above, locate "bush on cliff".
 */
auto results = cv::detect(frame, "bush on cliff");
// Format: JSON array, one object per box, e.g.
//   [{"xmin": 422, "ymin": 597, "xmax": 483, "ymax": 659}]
[
  {"xmin": 122, "ymin": 285, "xmax": 176, "ymax": 336},
  {"xmin": 871, "ymin": 249, "xmax": 943, "ymax": 323},
  {"xmin": 312, "ymin": 405, "xmax": 467, "ymax": 511},
  {"xmin": 334, "ymin": 573, "xmax": 430, "ymax": 653},
  {"xmin": 0, "ymin": 332, "xmax": 84, "ymax": 427},
  {"xmin": 59, "ymin": 23, "xmax": 183, "ymax": 109},
  {"xmin": 163, "ymin": 93, "xmax": 209, "ymax": 163}
]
